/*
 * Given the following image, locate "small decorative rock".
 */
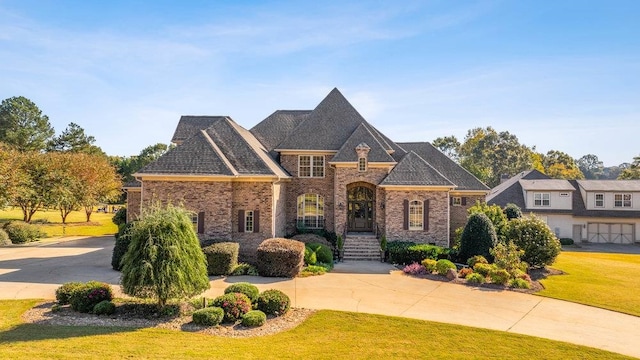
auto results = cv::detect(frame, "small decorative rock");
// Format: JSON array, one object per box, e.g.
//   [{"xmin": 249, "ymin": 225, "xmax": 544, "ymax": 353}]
[{"xmin": 446, "ymin": 268, "xmax": 458, "ymax": 280}]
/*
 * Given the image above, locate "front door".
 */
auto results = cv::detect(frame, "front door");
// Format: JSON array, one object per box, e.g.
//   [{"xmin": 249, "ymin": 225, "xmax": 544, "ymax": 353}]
[{"xmin": 348, "ymin": 186, "xmax": 374, "ymax": 232}]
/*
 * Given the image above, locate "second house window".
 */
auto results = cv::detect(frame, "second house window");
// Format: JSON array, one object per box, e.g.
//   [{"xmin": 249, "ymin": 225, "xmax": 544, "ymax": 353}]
[{"xmin": 299, "ymin": 155, "xmax": 325, "ymax": 177}]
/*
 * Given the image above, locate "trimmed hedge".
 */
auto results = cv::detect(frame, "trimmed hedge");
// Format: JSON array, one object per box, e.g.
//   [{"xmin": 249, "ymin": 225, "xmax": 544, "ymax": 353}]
[
  {"xmin": 559, "ymin": 238, "xmax": 574, "ymax": 246},
  {"xmin": 55, "ymin": 281, "xmax": 84, "ymax": 305},
  {"xmin": 93, "ymin": 300, "xmax": 116, "ymax": 315},
  {"xmin": 69, "ymin": 281, "xmax": 113, "ymax": 313},
  {"xmin": 4, "ymin": 221, "xmax": 45, "ymax": 244},
  {"xmin": 458, "ymin": 213, "xmax": 498, "ymax": 262},
  {"xmin": 387, "ymin": 241, "xmax": 445, "ymax": 265},
  {"xmin": 257, "ymin": 289, "xmax": 290, "ymax": 316},
  {"xmin": 256, "ymin": 238, "xmax": 305, "ymax": 278},
  {"xmin": 305, "ymin": 242, "xmax": 333, "ymax": 264},
  {"xmin": 203, "ymin": 242, "xmax": 239, "ymax": 276},
  {"xmin": 193, "ymin": 307, "xmax": 224, "ymax": 326},
  {"xmin": 112, "ymin": 207, "xmax": 127, "ymax": 226},
  {"xmin": 242, "ymin": 310, "xmax": 267, "ymax": 327},
  {"xmin": 224, "ymin": 282, "xmax": 259, "ymax": 303}
]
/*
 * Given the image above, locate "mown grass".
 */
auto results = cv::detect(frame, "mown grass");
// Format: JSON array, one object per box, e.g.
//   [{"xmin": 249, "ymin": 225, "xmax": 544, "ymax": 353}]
[
  {"xmin": 0, "ymin": 300, "xmax": 633, "ymax": 360},
  {"xmin": 0, "ymin": 208, "xmax": 118, "ymax": 238},
  {"xmin": 538, "ymin": 251, "xmax": 640, "ymax": 316}
]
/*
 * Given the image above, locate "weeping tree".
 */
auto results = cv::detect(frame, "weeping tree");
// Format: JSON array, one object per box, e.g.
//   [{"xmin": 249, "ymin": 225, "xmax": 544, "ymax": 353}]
[{"xmin": 120, "ymin": 203, "xmax": 210, "ymax": 307}]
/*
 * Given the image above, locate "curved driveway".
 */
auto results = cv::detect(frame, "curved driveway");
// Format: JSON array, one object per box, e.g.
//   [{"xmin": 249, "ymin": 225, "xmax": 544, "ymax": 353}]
[{"xmin": 1, "ymin": 236, "xmax": 639, "ymax": 359}]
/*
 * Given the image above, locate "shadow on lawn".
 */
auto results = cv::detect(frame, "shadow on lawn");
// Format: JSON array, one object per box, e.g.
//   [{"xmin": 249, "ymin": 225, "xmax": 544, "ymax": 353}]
[{"xmin": 0, "ymin": 323, "xmax": 137, "ymax": 343}]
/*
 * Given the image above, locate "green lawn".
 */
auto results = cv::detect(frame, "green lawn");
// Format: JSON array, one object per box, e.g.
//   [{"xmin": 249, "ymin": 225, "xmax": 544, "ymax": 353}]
[
  {"xmin": 0, "ymin": 300, "xmax": 633, "ymax": 359},
  {"xmin": 538, "ymin": 251, "xmax": 640, "ymax": 316},
  {"xmin": 0, "ymin": 208, "xmax": 118, "ymax": 238}
]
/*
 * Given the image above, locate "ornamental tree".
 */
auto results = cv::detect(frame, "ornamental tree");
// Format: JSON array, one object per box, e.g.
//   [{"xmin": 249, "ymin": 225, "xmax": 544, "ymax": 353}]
[
  {"xmin": 505, "ymin": 214, "xmax": 561, "ymax": 268},
  {"xmin": 458, "ymin": 213, "xmax": 498, "ymax": 263}
]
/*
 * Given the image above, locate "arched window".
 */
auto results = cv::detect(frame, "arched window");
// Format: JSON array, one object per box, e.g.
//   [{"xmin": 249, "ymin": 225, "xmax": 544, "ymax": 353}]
[
  {"xmin": 409, "ymin": 200, "xmax": 423, "ymax": 230},
  {"xmin": 297, "ymin": 194, "xmax": 324, "ymax": 229}
]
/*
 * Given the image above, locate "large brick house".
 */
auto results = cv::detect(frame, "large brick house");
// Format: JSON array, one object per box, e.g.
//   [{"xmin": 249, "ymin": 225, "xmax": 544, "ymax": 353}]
[{"xmin": 124, "ymin": 88, "xmax": 488, "ymax": 259}]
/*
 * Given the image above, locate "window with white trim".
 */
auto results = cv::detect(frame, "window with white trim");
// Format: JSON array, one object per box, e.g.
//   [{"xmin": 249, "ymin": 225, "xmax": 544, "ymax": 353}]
[
  {"xmin": 409, "ymin": 200, "xmax": 423, "ymax": 230},
  {"xmin": 595, "ymin": 193, "xmax": 604, "ymax": 207},
  {"xmin": 191, "ymin": 214, "xmax": 198, "ymax": 232},
  {"xmin": 298, "ymin": 155, "xmax": 324, "ymax": 177},
  {"xmin": 452, "ymin": 197, "xmax": 462, "ymax": 206},
  {"xmin": 297, "ymin": 194, "xmax": 324, "ymax": 229},
  {"xmin": 245, "ymin": 211, "xmax": 254, "ymax": 232},
  {"xmin": 358, "ymin": 157, "xmax": 367, "ymax": 172},
  {"xmin": 614, "ymin": 193, "xmax": 632, "ymax": 208},
  {"xmin": 534, "ymin": 193, "xmax": 550, "ymax": 206}
]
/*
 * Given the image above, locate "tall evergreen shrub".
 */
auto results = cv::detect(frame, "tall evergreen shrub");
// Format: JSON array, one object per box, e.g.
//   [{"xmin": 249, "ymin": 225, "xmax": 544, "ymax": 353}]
[{"xmin": 458, "ymin": 213, "xmax": 498, "ymax": 263}]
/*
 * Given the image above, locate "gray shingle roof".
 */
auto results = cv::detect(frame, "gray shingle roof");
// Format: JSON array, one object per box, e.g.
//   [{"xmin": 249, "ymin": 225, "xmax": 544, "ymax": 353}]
[
  {"xmin": 171, "ymin": 116, "xmax": 229, "ymax": 144},
  {"xmin": 570, "ymin": 180, "xmax": 640, "ymax": 218},
  {"xmin": 486, "ymin": 170, "xmax": 548, "ymax": 206},
  {"xmin": 331, "ymin": 123, "xmax": 396, "ymax": 163},
  {"xmin": 250, "ymin": 110, "xmax": 311, "ymax": 152},
  {"xmin": 576, "ymin": 180, "xmax": 640, "ymax": 192},
  {"xmin": 276, "ymin": 88, "xmax": 392, "ymax": 151},
  {"xmin": 380, "ymin": 151, "xmax": 455, "ymax": 187},
  {"xmin": 398, "ymin": 142, "xmax": 489, "ymax": 191},
  {"xmin": 520, "ymin": 179, "xmax": 576, "ymax": 191}
]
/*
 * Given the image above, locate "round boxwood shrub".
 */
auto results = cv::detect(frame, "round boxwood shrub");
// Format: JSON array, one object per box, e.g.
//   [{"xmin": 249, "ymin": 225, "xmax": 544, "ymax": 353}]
[
  {"xmin": 435, "ymin": 259, "xmax": 456, "ymax": 276},
  {"xmin": 510, "ymin": 278, "xmax": 531, "ymax": 289},
  {"xmin": 69, "ymin": 281, "xmax": 113, "ymax": 313},
  {"xmin": 256, "ymin": 238, "xmax": 305, "ymax": 278},
  {"xmin": 55, "ymin": 281, "xmax": 84, "ymax": 305},
  {"xmin": 257, "ymin": 289, "xmax": 290, "ymax": 316},
  {"xmin": 93, "ymin": 300, "xmax": 116, "ymax": 315},
  {"xmin": 192, "ymin": 307, "xmax": 224, "ymax": 326},
  {"xmin": 458, "ymin": 213, "xmax": 498, "ymax": 263},
  {"xmin": 466, "ymin": 273, "xmax": 486, "ymax": 284},
  {"xmin": 421, "ymin": 258, "xmax": 437, "ymax": 273},
  {"xmin": 489, "ymin": 268, "xmax": 511, "ymax": 285},
  {"xmin": 112, "ymin": 207, "xmax": 127, "ymax": 226},
  {"xmin": 306, "ymin": 242, "xmax": 333, "ymax": 264},
  {"xmin": 224, "ymin": 282, "xmax": 259, "ymax": 303},
  {"xmin": 504, "ymin": 203, "xmax": 522, "ymax": 220},
  {"xmin": 212, "ymin": 293, "xmax": 252, "ymax": 322},
  {"xmin": 473, "ymin": 263, "xmax": 495, "ymax": 277},
  {"xmin": 4, "ymin": 221, "xmax": 45, "ymax": 244},
  {"xmin": 505, "ymin": 215, "xmax": 561, "ymax": 268},
  {"xmin": 241, "ymin": 310, "xmax": 267, "ymax": 327},
  {"xmin": 466, "ymin": 255, "xmax": 488, "ymax": 268},
  {"xmin": 559, "ymin": 238, "xmax": 574, "ymax": 246},
  {"xmin": 0, "ymin": 228, "xmax": 10, "ymax": 246}
]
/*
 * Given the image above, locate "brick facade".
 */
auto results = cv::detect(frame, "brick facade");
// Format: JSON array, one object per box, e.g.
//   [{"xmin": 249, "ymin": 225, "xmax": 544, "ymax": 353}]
[
  {"xmin": 384, "ymin": 190, "xmax": 449, "ymax": 247},
  {"xmin": 449, "ymin": 194, "xmax": 485, "ymax": 239},
  {"xmin": 231, "ymin": 181, "xmax": 274, "ymax": 262},
  {"xmin": 126, "ymin": 189, "xmax": 141, "ymax": 223}
]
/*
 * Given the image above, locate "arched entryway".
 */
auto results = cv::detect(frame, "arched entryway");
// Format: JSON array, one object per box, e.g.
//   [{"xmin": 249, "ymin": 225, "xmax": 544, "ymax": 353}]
[{"xmin": 347, "ymin": 184, "xmax": 375, "ymax": 232}]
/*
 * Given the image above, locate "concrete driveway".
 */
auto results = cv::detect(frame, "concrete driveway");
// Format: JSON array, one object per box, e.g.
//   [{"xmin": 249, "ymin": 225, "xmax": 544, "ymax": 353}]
[{"xmin": 1, "ymin": 236, "xmax": 640, "ymax": 359}]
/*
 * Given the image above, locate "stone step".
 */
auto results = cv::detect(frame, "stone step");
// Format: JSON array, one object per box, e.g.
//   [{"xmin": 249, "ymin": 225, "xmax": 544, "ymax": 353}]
[{"xmin": 342, "ymin": 233, "xmax": 381, "ymax": 261}]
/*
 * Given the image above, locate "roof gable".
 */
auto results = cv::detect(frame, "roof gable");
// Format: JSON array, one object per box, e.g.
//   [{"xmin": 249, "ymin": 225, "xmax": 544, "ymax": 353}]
[
  {"xmin": 331, "ymin": 123, "xmax": 396, "ymax": 163},
  {"xmin": 171, "ymin": 116, "xmax": 228, "ymax": 144},
  {"xmin": 380, "ymin": 151, "xmax": 454, "ymax": 187},
  {"xmin": 250, "ymin": 110, "xmax": 311, "ymax": 152}
]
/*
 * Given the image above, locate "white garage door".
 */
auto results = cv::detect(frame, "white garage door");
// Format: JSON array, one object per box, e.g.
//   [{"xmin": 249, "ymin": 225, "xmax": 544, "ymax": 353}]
[{"xmin": 587, "ymin": 223, "xmax": 634, "ymax": 244}]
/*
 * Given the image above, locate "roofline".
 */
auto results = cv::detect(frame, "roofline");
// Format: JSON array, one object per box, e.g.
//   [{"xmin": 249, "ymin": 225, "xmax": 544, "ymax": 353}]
[
  {"xmin": 133, "ymin": 174, "xmax": 291, "ymax": 182},
  {"xmin": 450, "ymin": 190, "xmax": 490, "ymax": 196},
  {"xmin": 329, "ymin": 161, "xmax": 397, "ymax": 166},
  {"xmin": 201, "ymin": 129, "xmax": 239, "ymax": 176},
  {"xmin": 275, "ymin": 149, "xmax": 338, "ymax": 155},
  {"xmin": 379, "ymin": 185, "xmax": 457, "ymax": 191}
]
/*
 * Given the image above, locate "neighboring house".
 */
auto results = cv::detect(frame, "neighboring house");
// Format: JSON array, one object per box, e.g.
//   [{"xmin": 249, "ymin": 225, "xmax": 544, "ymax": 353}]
[
  {"xmin": 125, "ymin": 88, "xmax": 489, "ymax": 259},
  {"xmin": 487, "ymin": 170, "xmax": 640, "ymax": 244}
]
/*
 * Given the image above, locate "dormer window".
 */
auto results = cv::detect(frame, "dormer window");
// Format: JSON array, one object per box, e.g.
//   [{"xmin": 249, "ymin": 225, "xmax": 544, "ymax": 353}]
[
  {"xmin": 534, "ymin": 193, "xmax": 550, "ymax": 206},
  {"xmin": 358, "ymin": 157, "xmax": 367, "ymax": 172},
  {"xmin": 355, "ymin": 142, "xmax": 370, "ymax": 172}
]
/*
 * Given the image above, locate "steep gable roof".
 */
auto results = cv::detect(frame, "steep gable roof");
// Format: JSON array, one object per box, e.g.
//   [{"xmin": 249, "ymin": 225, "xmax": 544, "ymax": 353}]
[
  {"xmin": 331, "ymin": 123, "xmax": 396, "ymax": 163},
  {"xmin": 171, "ymin": 116, "xmax": 229, "ymax": 144},
  {"xmin": 399, "ymin": 142, "xmax": 489, "ymax": 191},
  {"xmin": 486, "ymin": 170, "xmax": 548, "ymax": 206},
  {"xmin": 380, "ymin": 151, "xmax": 455, "ymax": 187},
  {"xmin": 250, "ymin": 110, "xmax": 311, "ymax": 152}
]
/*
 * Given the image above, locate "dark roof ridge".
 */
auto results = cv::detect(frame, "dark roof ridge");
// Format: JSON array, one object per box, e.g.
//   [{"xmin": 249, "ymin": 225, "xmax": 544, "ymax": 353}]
[{"xmin": 407, "ymin": 150, "xmax": 455, "ymax": 185}]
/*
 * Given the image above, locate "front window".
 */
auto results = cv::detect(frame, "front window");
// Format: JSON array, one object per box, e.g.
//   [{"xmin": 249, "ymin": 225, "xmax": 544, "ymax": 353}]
[
  {"xmin": 358, "ymin": 157, "xmax": 367, "ymax": 172},
  {"xmin": 595, "ymin": 193, "xmax": 604, "ymax": 207},
  {"xmin": 452, "ymin": 197, "xmax": 462, "ymax": 206},
  {"xmin": 614, "ymin": 193, "xmax": 632, "ymax": 208},
  {"xmin": 409, "ymin": 200, "xmax": 423, "ymax": 230},
  {"xmin": 534, "ymin": 193, "xmax": 550, "ymax": 206},
  {"xmin": 245, "ymin": 211, "xmax": 254, "ymax": 232},
  {"xmin": 299, "ymin": 155, "xmax": 324, "ymax": 177},
  {"xmin": 297, "ymin": 194, "xmax": 324, "ymax": 229}
]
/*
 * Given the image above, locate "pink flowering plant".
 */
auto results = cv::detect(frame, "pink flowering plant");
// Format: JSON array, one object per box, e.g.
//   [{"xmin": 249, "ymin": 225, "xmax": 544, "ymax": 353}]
[
  {"xmin": 403, "ymin": 262, "xmax": 427, "ymax": 276},
  {"xmin": 68, "ymin": 281, "xmax": 113, "ymax": 313},
  {"xmin": 212, "ymin": 293, "xmax": 251, "ymax": 322}
]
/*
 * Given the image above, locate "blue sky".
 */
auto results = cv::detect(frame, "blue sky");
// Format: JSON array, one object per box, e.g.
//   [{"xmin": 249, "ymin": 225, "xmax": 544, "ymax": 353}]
[{"xmin": 1, "ymin": 1, "xmax": 638, "ymax": 166}]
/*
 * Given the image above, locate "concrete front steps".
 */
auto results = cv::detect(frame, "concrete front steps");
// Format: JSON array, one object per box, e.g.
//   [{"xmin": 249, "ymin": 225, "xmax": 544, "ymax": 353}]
[{"xmin": 343, "ymin": 233, "xmax": 381, "ymax": 261}]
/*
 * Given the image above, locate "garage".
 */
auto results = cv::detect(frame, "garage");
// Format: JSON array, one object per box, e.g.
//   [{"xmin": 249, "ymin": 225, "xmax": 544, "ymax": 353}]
[{"xmin": 587, "ymin": 223, "xmax": 634, "ymax": 244}]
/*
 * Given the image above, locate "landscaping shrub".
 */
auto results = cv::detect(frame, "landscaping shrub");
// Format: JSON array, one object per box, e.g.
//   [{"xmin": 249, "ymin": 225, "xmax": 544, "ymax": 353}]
[
  {"xmin": 559, "ymin": 238, "xmax": 574, "ymax": 246},
  {"xmin": 403, "ymin": 263, "xmax": 427, "ymax": 275},
  {"xmin": 230, "ymin": 263, "xmax": 259, "ymax": 276},
  {"xmin": 510, "ymin": 278, "xmax": 531, "ymax": 289},
  {"xmin": 490, "ymin": 241, "xmax": 525, "ymax": 276},
  {"xmin": 69, "ymin": 281, "xmax": 113, "ymax": 313},
  {"xmin": 489, "ymin": 268, "xmax": 511, "ymax": 285},
  {"xmin": 421, "ymin": 258, "xmax": 437, "ymax": 273},
  {"xmin": 192, "ymin": 307, "xmax": 224, "ymax": 326},
  {"xmin": 93, "ymin": 300, "xmax": 116, "ymax": 315},
  {"xmin": 300, "ymin": 265, "xmax": 327, "ymax": 276},
  {"xmin": 203, "ymin": 242, "xmax": 239, "ymax": 276},
  {"xmin": 55, "ymin": 281, "xmax": 84, "ymax": 305},
  {"xmin": 466, "ymin": 255, "xmax": 488, "ymax": 268},
  {"xmin": 435, "ymin": 259, "xmax": 456, "ymax": 276},
  {"xmin": 112, "ymin": 207, "xmax": 127, "ymax": 226},
  {"xmin": 242, "ymin": 310, "xmax": 267, "ymax": 327},
  {"xmin": 224, "ymin": 282, "xmax": 259, "ymax": 303},
  {"xmin": 504, "ymin": 203, "xmax": 523, "ymax": 220},
  {"xmin": 468, "ymin": 201, "xmax": 508, "ymax": 240},
  {"xmin": 466, "ymin": 273, "xmax": 486, "ymax": 284},
  {"xmin": 0, "ymin": 228, "xmax": 10, "ymax": 246},
  {"xmin": 458, "ymin": 267, "xmax": 474, "ymax": 279},
  {"xmin": 304, "ymin": 246, "xmax": 317, "ymax": 265},
  {"xmin": 4, "ymin": 221, "xmax": 45, "ymax": 244},
  {"xmin": 120, "ymin": 203, "xmax": 210, "ymax": 308},
  {"xmin": 505, "ymin": 215, "xmax": 561, "ymax": 268},
  {"xmin": 111, "ymin": 222, "xmax": 134, "ymax": 271},
  {"xmin": 306, "ymin": 242, "xmax": 333, "ymax": 264},
  {"xmin": 256, "ymin": 238, "xmax": 305, "ymax": 278},
  {"xmin": 458, "ymin": 213, "xmax": 498, "ymax": 263},
  {"xmin": 257, "ymin": 289, "xmax": 290, "ymax": 316},
  {"xmin": 212, "ymin": 293, "xmax": 252, "ymax": 322},
  {"xmin": 473, "ymin": 263, "xmax": 494, "ymax": 277},
  {"xmin": 386, "ymin": 241, "xmax": 416, "ymax": 264}
]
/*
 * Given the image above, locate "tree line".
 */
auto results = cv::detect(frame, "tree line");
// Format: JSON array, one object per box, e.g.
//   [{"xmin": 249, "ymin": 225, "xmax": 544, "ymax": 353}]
[{"xmin": 433, "ymin": 127, "xmax": 640, "ymax": 187}]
